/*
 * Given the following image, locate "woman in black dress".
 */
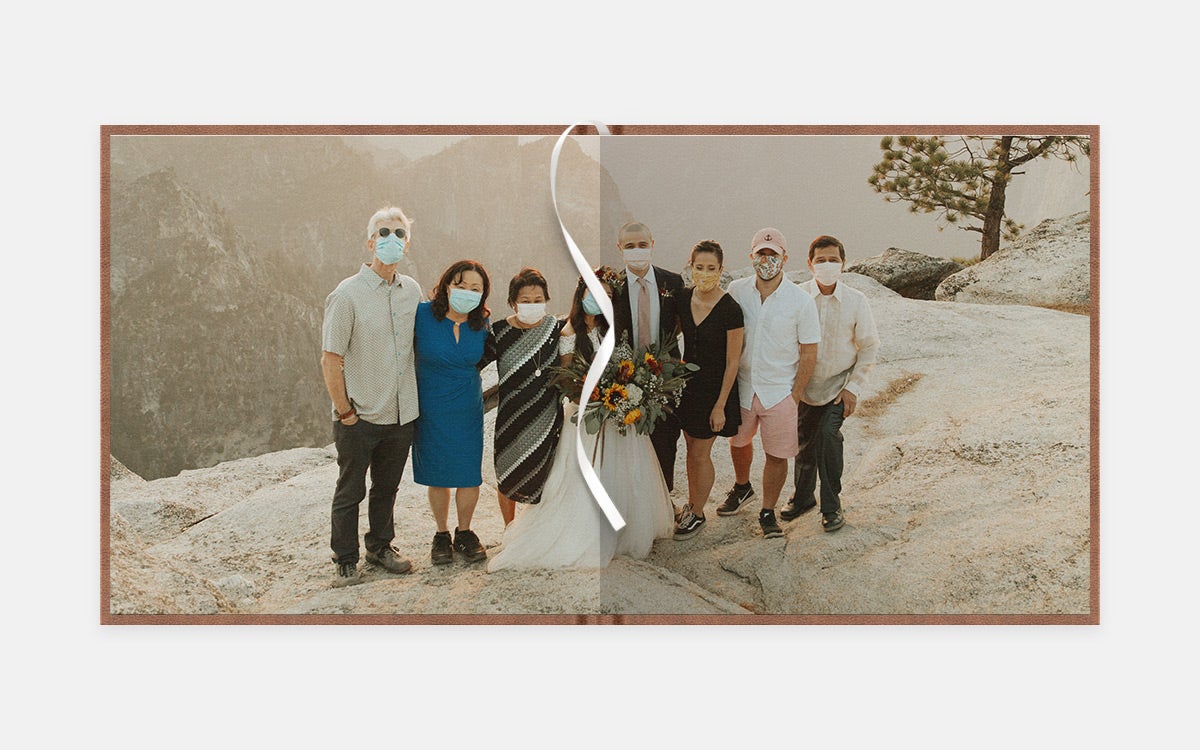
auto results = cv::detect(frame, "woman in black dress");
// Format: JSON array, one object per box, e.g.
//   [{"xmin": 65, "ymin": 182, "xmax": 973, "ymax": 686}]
[
  {"xmin": 673, "ymin": 240, "xmax": 744, "ymax": 540},
  {"xmin": 492, "ymin": 268, "xmax": 565, "ymax": 525}
]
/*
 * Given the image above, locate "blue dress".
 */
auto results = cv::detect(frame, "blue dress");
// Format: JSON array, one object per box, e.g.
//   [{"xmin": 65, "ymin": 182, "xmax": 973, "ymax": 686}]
[{"xmin": 412, "ymin": 301, "xmax": 492, "ymax": 487}]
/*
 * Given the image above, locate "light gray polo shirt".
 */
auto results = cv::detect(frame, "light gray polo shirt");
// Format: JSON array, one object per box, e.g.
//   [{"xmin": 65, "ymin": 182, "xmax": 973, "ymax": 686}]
[{"xmin": 322, "ymin": 264, "xmax": 421, "ymax": 425}]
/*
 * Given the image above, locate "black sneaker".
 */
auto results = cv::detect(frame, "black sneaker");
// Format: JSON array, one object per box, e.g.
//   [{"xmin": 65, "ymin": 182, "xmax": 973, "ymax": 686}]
[
  {"xmin": 759, "ymin": 509, "xmax": 784, "ymax": 539},
  {"xmin": 716, "ymin": 483, "xmax": 756, "ymax": 516},
  {"xmin": 673, "ymin": 505, "xmax": 706, "ymax": 540},
  {"xmin": 780, "ymin": 495, "xmax": 817, "ymax": 522},
  {"xmin": 365, "ymin": 544, "xmax": 413, "ymax": 574},
  {"xmin": 453, "ymin": 528, "xmax": 487, "ymax": 563},
  {"xmin": 431, "ymin": 531, "xmax": 454, "ymax": 565},
  {"xmin": 331, "ymin": 561, "xmax": 362, "ymax": 587},
  {"xmin": 822, "ymin": 510, "xmax": 845, "ymax": 533}
]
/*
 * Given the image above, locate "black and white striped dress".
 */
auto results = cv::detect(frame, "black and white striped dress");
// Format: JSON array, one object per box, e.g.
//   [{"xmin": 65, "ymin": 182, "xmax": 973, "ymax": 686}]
[{"xmin": 493, "ymin": 316, "xmax": 565, "ymax": 504}]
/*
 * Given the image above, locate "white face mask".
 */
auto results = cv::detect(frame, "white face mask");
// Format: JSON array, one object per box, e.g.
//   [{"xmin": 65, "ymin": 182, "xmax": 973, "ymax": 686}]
[
  {"xmin": 812, "ymin": 261, "xmax": 843, "ymax": 286},
  {"xmin": 515, "ymin": 303, "xmax": 547, "ymax": 324},
  {"xmin": 623, "ymin": 247, "xmax": 652, "ymax": 271}
]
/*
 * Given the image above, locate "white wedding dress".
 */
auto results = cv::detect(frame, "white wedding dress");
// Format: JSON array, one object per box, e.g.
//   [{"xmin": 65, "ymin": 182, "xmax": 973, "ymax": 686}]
[{"xmin": 487, "ymin": 328, "xmax": 675, "ymax": 572}]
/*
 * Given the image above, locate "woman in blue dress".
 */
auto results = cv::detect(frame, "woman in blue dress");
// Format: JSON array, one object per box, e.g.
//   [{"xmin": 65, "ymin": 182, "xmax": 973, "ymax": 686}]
[{"xmin": 413, "ymin": 260, "xmax": 497, "ymax": 566}]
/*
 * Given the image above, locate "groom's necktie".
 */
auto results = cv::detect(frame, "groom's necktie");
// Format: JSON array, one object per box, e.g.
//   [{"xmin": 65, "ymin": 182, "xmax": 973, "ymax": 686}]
[{"xmin": 637, "ymin": 276, "xmax": 651, "ymax": 349}]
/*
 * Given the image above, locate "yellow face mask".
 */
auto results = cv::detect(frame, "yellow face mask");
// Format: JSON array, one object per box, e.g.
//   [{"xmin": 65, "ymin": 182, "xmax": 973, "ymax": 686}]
[{"xmin": 692, "ymin": 269, "xmax": 720, "ymax": 292}]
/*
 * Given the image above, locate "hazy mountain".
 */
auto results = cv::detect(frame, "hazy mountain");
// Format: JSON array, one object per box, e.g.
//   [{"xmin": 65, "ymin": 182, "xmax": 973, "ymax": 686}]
[
  {"xmin": 108, "ymin": 135, "xmax": 625, "ymax": 478},
  {"xmin": 397, "ymin": 135, "xmax": 615, "ymax": 312},
  {"xmin": 110, "ymin": 135, "xmax": 416, "ymax": 303},
  {"xmin": 109, "ymin": 169, "xmax": 327, "ymax": 480}
]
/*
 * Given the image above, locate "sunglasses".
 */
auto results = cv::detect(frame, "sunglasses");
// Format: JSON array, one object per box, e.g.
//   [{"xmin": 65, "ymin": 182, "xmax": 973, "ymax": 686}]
[{"xmin": 377, "ymin": 227, "xmax": 407, "ymax": 239}]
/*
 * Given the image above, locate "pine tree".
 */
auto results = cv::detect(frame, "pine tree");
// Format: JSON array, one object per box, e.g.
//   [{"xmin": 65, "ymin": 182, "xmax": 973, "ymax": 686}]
[{"xmin": 868, "ymin": 135, "xmax": 1089, "ymax": 260}]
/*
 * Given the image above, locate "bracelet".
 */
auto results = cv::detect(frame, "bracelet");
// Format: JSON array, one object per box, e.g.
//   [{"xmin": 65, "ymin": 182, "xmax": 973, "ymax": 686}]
[{"xmin": 336, "ymin": 406, "xmax": 356, "ymax": 421}]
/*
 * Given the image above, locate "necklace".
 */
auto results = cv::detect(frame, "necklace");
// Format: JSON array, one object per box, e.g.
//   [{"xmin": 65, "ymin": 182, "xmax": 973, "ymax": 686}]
[
  {"xmin": 523, "ymin": 317, "xmax": 552, "ymax": 377},
  {"xmin": 536, "ymin": 321, "xmax": 556, "ymax": 377}
]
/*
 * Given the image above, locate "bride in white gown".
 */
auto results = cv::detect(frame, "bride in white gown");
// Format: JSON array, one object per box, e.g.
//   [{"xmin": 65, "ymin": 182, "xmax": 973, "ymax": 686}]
[{"xmin": 488, "ymin": 277, "xmax": 675, "ymax": 573}]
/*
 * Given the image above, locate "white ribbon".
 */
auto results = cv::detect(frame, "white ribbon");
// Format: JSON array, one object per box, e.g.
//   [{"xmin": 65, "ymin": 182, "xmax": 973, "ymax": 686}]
[{"xmin": 549, "ymin": 122, "xmax": 625, "ymax": 532}]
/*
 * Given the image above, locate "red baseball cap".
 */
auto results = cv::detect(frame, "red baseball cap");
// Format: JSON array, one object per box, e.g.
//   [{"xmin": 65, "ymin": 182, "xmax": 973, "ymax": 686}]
[{"xmin": 751, "ymin": 227, "xmax": 787, "ymax": 254}]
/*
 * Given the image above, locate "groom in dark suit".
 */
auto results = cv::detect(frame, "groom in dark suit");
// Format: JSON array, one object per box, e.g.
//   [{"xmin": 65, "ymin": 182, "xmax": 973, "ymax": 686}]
[{"xmin": 611, "ymin": 220, "xmax": 684, "ymax": 492}]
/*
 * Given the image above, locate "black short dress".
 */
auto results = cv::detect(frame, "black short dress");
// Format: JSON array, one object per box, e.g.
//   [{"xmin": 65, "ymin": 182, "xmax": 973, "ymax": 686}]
[{"xmin": 676, "ymin": 288, "xmax": 743, "ymax": 439}]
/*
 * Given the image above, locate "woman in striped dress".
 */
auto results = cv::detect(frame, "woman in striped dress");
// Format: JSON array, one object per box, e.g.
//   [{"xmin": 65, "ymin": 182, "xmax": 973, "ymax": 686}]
[
  {"xmin": 487, "ymin": 269, "xmax": 618, "ymax": 572},
  {"xmin": 492, "ymin": 268, "xmax": 565, "ymax": 525}
]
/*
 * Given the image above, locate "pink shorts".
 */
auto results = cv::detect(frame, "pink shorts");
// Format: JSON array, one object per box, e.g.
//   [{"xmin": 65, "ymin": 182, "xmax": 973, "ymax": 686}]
[{"xmin": 729, "ymin": 394, "xmax": 799, "ymax": 458}]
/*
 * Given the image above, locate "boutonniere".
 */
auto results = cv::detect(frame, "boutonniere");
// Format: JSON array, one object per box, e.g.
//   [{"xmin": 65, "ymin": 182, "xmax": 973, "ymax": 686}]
[{"xmin": 659, "ymin": 287, "xmax": 673, "ymax": 300}]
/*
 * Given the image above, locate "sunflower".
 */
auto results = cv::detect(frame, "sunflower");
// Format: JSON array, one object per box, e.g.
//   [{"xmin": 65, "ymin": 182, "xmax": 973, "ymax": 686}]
[
  {"xmin": 615, "ymin": 359, "xmax": 635, "ymax": 384},
  {"xmin": 602, "ymin": 384, "xmax": 628, "ymax": 411},
  {"xmin": 623, "ymin": 408, "xmax": 642, "ymax": 426}
]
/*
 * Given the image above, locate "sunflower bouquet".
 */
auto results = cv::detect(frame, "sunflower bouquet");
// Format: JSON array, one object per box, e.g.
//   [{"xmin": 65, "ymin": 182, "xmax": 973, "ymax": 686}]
[{"xmin": 579, "ymin": 332, "xmax": 698, "ymax": 437}]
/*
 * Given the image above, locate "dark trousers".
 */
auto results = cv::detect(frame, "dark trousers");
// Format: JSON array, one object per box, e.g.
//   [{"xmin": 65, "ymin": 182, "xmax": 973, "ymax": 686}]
[
  {"xmin": 793, "ymin": 400, "xmax": 846, "ymax": 515},
  {"xmin": 650, "ymin": 411, "xmax": 682, "ymax": 492},
  {"xmin": 330, "ymin": 418, "xmax": 415, "ymax": 564}
]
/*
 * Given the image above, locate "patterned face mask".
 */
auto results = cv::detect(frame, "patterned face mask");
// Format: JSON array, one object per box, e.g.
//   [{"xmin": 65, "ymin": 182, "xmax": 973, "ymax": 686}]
[
  {"xmin": 691, "ymin": 269, "xmax": 720, "ymax": 292},
  {"xmin": 753, "ymin": 254, "xmax": 784, "ymax": 280}
]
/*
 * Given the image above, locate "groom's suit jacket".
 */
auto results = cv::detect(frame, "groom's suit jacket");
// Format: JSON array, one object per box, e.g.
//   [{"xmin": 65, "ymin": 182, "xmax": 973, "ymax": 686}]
[{"xmin": 611, "ymin": 266, "xmax": 684, "ymax": 357}]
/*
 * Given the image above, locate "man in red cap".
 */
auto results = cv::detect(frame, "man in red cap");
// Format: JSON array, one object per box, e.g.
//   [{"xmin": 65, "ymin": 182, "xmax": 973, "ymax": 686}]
[{"xmin": 718, "ymin": 228, "xmax": 820, "ymax": 539}]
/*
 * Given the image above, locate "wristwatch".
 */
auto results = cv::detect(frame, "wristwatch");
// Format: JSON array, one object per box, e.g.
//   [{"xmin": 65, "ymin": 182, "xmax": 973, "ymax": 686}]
[{"xmin": 336, "ymin": 406, "xmax": 356, "ymax": 421}]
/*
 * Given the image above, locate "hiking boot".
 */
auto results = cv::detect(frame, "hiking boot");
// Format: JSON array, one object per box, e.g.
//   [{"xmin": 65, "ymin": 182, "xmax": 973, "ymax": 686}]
[
  {"xmin": 716, "ymin": 483, "xmax": 756, "ymax": 516},
  {"xmin": 822, "ymin": 510, "xmax": 845, "ymax": 533},
  {"xmin": 453, "ymin": 528, "xmax": 487, "ymax": 563},
  {"xmin": 365, "ymin": 544, "xmax": 412, "ymax": 574},
  {"xmin": 780, "ymin": 495, "xmax": 817, "ymax": 522},
  {"xmin": 331, "ymin": 561, "xmax": 362, "ymax": 588},
  {"xmin": 431, "ymin": 531, "xmax": 454, "ymax": 565},
  {"xmin": 673, "ymin": 504, "xmax": 706, "ymax": 540},
  {"xmin": 759, "ymin": 509, "xmax": 784, "ymax": 539}
]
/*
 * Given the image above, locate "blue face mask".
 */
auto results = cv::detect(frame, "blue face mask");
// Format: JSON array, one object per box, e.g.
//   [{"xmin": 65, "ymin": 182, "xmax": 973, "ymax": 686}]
[
  {"xmin": 375, "ymin": 234, "xmax": 406, "ymax": 265},
  {"xmin": 581, "ymin": 291, "xmax": 602, "ymax": 316},
  {"xmin": 448, "ymin": 287, "xmax": 483, "ymax": 314}
]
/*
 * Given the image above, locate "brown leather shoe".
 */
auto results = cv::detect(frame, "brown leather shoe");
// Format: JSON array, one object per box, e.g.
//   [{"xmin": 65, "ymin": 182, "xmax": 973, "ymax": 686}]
[{"xmin": 365, "ymin": 545, "xmax": 412, "ymax": 574}]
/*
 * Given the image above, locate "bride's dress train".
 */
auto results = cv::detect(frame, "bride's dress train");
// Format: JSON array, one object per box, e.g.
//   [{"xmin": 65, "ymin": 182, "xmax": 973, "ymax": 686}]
[
  {"xmin": 487, "ymin": 327, "xmax": 676, "ymax": 573},
  {"xmin": 487, "ymin": 400, "xmax": 616, "ymax": 572}
]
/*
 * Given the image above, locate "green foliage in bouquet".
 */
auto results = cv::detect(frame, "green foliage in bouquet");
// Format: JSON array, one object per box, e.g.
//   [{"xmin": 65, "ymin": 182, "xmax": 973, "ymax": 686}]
[{"xmin": 566, "ymin": 332, "xmax": 698, "ymax": 437}]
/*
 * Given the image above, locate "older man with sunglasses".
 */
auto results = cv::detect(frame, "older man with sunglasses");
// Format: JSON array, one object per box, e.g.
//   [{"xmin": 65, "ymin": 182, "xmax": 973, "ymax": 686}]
[{"xmin": 321, "ymin": 206, "xmax": 422, "ymax": 586}]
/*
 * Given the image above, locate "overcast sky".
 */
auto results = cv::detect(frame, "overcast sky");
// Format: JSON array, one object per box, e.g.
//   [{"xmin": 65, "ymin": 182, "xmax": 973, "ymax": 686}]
[{"xmin": 344, "ymin": 133, "xmax": 1090, "ymax": 267}]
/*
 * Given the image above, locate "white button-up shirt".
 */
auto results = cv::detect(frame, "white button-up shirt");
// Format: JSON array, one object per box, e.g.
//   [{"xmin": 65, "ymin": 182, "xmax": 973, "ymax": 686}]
[
  {"xmin": 728, "ymin": 276, "xmax": 821, "ymax": 410},
  {"xmin": 625, "ymin": 266, "xmax": 661, "ymax": 346},
  {"xmin": 798, "ymin": 279, "xmax": 880, "ymax": 406}
]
